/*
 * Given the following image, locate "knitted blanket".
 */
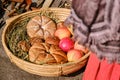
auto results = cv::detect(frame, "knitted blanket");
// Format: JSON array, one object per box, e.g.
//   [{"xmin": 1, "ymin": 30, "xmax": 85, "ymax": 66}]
[{"xmin": 65, "ymin": 0, "xmax": 120, "ymax": 63}]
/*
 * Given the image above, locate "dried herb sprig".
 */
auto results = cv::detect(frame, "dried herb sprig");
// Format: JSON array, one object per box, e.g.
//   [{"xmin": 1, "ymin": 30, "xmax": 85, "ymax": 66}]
[
  {"xmin": 39, "ymin": 9, "xmax": 59, "ymax": 23},
  {"xmin": 6, "ymin": 17, "xmax": 30, "ymax": 61},
  {"xmin": 6, "ymin": 10, "xmax": 60, "ymax": 62}
]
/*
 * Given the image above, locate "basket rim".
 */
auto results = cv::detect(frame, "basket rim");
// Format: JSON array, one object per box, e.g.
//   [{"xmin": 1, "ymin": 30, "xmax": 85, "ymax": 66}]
[
  {"xmin": 2, "ymin": 8, "xmax": 90, "ymax": 67},
  {"xmin": 2, "ymin": 8, "xmax": 90, "ymax": 65},
  {"xmin": 6, "ymin": 8, "xmax": 71, "ymax": 23}
]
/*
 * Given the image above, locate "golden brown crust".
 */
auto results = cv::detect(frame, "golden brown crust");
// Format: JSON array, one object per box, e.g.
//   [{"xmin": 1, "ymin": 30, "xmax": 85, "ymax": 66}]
[
  {"xmin": 26, "ymin": 16, "xmax": 57, "ymax": 39},
  {"xmin": 27, "ymin": 16, "xmax": 68, "ymax": 64},
  {"xmin": 45, "ymin": 37, "xmax": 60, "ymax": 45},
  {"xmin": 29, "ymin": 42, "xmax": 67, "ymax": 64},
  {"xmin": 17, "ymin": 40, "xmax": 30, "ymax": 52},
  {"xmin": 29, "ymin": 48, "xmax": 45, "ymax": 63},
  {"xmin": 49, "ymin": 45, "xmax": 68, "ymax": 63},
  {"xmin": 44, "ymin": 54, "xmax": 56, "ymax": 64},
  {"xmin": 51, "ymin": 54, "xmax": 66, "ymax": 63},
  {"xmin": 30, "ymin": 37, "xmax": 43, "ymax": 45}
]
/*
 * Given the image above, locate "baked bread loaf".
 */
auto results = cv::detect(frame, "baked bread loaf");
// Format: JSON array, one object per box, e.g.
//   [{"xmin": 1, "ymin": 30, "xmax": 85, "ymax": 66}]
[
  {"xmin": 45, "ymin": 36, "xmax": 60, "ymax": 45},
  {"xmin": 29, "ymin": 37, "xmax": 68, "ymax": 64},
  {"xmin": 30, "ymin": 37, "xmax": 43, "ymax": 45},
  {"xmin": 26, "ymin": 16, "xmax": 57, "ymax": 39}
]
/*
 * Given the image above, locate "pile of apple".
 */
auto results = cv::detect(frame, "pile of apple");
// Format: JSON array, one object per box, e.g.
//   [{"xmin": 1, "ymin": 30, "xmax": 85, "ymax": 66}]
[{"xmin": 54, "ymin": 22, "xmax": 88, "ymax": 62}]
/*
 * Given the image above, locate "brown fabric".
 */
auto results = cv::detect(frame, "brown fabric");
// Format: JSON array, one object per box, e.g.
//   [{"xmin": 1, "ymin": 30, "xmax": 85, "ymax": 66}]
[{"xmin": 65, "ymin": 0, "xmax": 120, "ymax": 63}]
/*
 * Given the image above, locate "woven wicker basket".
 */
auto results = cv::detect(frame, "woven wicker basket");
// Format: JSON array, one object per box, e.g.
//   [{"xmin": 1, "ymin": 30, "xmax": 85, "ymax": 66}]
[{"xmin": 2, "ymin": 8, "xmax": 90, "ymax": 77}]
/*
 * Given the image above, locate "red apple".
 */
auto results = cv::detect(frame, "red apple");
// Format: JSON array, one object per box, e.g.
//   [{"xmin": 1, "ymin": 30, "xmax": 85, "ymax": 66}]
[
  {"xmin": 59, "ymin": 37, "xmax": 74, "ymax": 52},
  {"xmin": 74, "ymin": 41, "xmax": 89, "ymax": 54},
  {"xmin": 54, "ymin": 25, "xmax": 71, "ymax": 39},
  {"xmin": 67, "ymin": 49, "xmax": 83, "ymax": 62}
]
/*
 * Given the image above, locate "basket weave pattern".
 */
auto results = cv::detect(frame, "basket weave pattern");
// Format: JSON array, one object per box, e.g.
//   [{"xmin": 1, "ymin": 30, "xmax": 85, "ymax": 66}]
[{"xmin": 2, "ymin": 8, "xmax": 90, "ymax": 77}]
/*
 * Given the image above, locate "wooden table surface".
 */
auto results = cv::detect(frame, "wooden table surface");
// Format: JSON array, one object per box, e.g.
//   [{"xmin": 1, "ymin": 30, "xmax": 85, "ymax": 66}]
[{"xmin": 0, "ymin": 0, "xmax": 86, "ymax": 80}]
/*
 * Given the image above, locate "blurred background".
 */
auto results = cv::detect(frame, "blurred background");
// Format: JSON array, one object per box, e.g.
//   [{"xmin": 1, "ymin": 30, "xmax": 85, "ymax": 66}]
[{"xmin": 0, "ymin": 0, "xmax": 71, "ymax": 28}]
